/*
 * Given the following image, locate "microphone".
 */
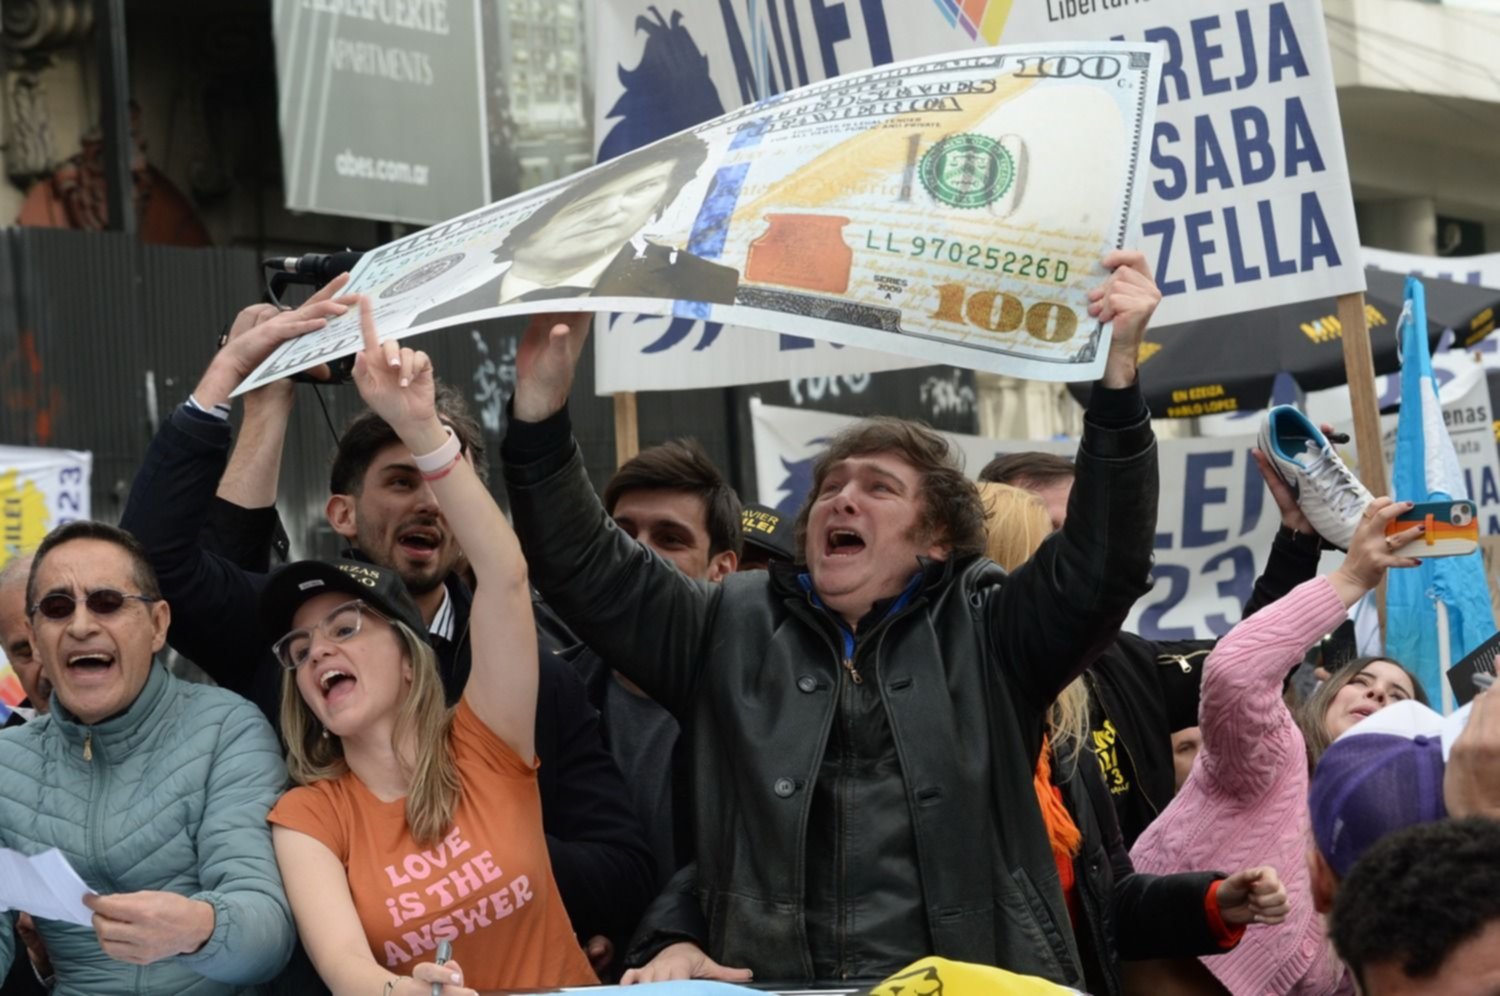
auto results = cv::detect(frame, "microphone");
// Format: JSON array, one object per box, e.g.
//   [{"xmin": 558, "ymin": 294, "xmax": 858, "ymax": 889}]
[{"xmin": 268, "ymin": 250, "xmax": 364, "ymax": 285}]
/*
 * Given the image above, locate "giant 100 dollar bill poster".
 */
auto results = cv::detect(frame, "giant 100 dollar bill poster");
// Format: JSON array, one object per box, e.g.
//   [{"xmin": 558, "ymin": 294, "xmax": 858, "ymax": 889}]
[
  {"xmin": 594, "ymin": 0, "xmax": 1364, "ymax": 392},
  {"xmin": 238, "ymin": 43, "xmax": 1161, "ymax": 393}
]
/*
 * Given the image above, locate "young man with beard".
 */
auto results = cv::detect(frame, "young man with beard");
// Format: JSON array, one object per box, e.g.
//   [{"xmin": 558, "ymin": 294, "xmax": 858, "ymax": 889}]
[
  {"xmin": 118, "ymin": 279, "xmax": 655, "ymax": 973},
  {"xmin": 502, "ymin": 250, "xmax": 1162, "ymax": 988}
]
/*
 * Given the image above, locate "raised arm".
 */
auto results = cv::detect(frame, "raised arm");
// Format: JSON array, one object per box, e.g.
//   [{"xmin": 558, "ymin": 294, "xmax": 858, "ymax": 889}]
[
  {"xmin": 350, "ymin": 300, "xmax": 537, "ymax": 759},
  {"xmin": 1198, "ymin": 498, "xmax": 1421, "ymax": 790},
  {"xmin": 501, "ymin": 315, "xmax": 718, "ymax": 715},
  {"xmin": 200, "ymin": 309, "xmax": 299, "ymax": 573},
  {"xmin": 215, "ymin": 305, "xmax": 297, "ymax": 510},
  {"xmin": 120, "ymin": 283, "xmax": 353, "ymax": 694},
  {"xmin": 993, "ymin": 251, "xmax": 1160, "ymax": 710}
]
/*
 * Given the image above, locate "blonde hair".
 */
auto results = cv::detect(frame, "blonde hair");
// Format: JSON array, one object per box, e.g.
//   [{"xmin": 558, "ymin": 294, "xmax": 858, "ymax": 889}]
[
  {"xmin": 281, "ymin": 620, "xmax": 461, "ymax": 846},
  {"xmin": 977, "ymin": 480, "xmax": 1091, "ymax": 754},
  {"xmin": 976, "ymin": 482, "xmax": 1052, "ymax": 572}
]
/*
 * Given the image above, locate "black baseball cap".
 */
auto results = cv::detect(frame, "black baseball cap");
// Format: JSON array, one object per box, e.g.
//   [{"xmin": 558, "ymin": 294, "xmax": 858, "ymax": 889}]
[
  {"xmin": 260, "ymin": 559, "xmax": 426, "ymax": 642},
  {"xmin": 741, "ymin": 503, "xmax": 797, "ymax": 564}
]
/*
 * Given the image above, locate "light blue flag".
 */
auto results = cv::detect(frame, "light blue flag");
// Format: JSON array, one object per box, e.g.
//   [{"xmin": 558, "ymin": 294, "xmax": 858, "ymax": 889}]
[{"xmin": 1386, "ymin": 276, "xmax": 1498, "ymax": 710}]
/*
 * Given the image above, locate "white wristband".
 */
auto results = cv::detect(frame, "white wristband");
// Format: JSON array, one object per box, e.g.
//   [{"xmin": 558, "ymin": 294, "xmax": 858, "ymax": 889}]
[{"xmin": 411, "ymin": 425, "xmax": 460, "ymax": 473}]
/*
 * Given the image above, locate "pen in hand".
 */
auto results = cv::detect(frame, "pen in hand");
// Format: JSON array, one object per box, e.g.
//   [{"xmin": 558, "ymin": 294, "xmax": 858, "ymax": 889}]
[{"xmin": 433, "ymin": 939, "xmax": 452, "ymax": 996}]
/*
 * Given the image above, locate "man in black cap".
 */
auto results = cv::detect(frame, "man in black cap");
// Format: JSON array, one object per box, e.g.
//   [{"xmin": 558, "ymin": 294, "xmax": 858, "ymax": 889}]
[{"xmin": 738, "ymin": 503, "xmax": 796, "ymax": 571}]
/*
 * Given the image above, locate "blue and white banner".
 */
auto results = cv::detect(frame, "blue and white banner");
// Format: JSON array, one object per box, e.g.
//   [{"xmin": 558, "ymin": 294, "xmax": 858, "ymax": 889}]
[
  {"xmin": 1387, "ymin": 278, "xmax": 1497, "ymax": 711},
  {"xmin": 749, "ymin": 398, "xmax": 1282, "ymax": 641},
  {"xmin": 0, "ymin": 445, "xmax": 90, "ymax": 572},
  {"xmin": 597, "ymin": 0, "xmax": 1362, "ymax": 391}
]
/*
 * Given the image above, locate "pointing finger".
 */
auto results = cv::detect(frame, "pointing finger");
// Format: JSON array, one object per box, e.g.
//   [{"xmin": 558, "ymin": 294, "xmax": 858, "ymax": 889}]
[{"xmin": 356, "ymin": 295, "xmax": 381, "ymax": 359}]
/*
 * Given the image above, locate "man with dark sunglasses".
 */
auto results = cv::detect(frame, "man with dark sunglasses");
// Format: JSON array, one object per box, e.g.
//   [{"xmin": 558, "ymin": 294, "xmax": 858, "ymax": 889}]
[{"xmin": 0, "ymin": 521, "xmax": 294, "ymax": 994}]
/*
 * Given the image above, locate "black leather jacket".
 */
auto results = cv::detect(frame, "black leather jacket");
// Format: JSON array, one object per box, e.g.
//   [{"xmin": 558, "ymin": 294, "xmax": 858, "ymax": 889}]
[{"xmin": 503, "ymin": 384, "xmax": 1158, "ymax": 987}]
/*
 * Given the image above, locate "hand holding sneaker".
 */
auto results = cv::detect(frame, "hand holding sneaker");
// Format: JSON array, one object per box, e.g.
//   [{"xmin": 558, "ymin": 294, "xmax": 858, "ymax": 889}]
[
  {"xmin": 1253, "ymin": 419, "xmax": 1343, "ymax": 540},
  {"xmin": 1328, "ymin": 497, "xmax": 1424, "ymax": 607},
  {"xmin": 1258, "ymin": 406, "xmax": 1374, "ymax": 550}
]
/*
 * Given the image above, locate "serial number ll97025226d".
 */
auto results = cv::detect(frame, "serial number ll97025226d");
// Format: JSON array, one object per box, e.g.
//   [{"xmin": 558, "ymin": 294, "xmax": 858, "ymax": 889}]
[{"xmin": 864, "ymin": 229, "xmax": 1070, "ymax": 283}]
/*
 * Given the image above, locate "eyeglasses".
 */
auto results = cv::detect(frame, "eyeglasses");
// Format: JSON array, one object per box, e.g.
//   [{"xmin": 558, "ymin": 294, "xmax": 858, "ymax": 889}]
[
  {"xmin": 29, "ymin": 588, "xmax": 160, "ymax": 622},
  {"xmin": 273, "ymin": 599, "xmax": 389, "ymax": 671}
]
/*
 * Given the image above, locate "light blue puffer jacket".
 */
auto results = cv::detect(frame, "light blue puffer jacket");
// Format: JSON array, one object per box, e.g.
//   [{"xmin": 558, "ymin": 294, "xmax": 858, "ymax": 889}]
[{"xmin": 0, "ymin": 663, "xmax": 294, "ymax": 994}]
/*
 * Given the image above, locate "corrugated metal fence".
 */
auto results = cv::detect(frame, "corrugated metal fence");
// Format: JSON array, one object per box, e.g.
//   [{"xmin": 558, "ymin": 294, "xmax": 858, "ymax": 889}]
[{"xmin": 0, "ymin": 228, "xmax": 977, "ymax": 560}]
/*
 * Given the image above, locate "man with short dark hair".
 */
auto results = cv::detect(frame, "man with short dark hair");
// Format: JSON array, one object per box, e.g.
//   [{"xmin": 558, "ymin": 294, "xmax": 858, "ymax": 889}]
[
  {"xmin": 1329, "ymin": 818, "xmax": 1500, "ymax": 995},
  {"xmin": 504, "ymin": 251, "xmax": 1162, "ymax": 987},
  {"xmin": 572, "ymin": 439, "xmax": 743, "ymax": 885},
  {"xmin": 119, "ymin": 285, "xmax": 656, "ymax": 969},
  {"xmin": 603, "ymin": 438, "xmax": 742, "ymax": 582},
  {"xmin": 0, "ymin": 521, "xmax": 293, "ymax": 995},
  {"xmin": 978, "ymin": 451, "xmax": 1076, "ymax": 530}
]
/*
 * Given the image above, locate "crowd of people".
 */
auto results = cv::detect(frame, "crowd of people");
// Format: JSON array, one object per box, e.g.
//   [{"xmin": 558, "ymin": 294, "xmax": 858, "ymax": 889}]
[{"xmin": 1, "ymin": 250, "xmax": 1497, "ymax": 996}]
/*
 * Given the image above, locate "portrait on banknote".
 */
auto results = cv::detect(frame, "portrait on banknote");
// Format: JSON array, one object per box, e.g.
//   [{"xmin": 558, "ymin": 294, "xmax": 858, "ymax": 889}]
[
  {"xmin": 412, "ymin": 131, "xmax": 739, "ymax": 323},
  {"xmin": 237, "ymin": 43, "xmax": 1161, "ymax": 394}
]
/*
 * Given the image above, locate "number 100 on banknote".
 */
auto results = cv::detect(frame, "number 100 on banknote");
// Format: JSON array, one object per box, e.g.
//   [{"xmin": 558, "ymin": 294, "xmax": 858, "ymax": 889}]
[{"xmin": 701, "ymin": 42, "xmax": 1162, "ymax": 381}]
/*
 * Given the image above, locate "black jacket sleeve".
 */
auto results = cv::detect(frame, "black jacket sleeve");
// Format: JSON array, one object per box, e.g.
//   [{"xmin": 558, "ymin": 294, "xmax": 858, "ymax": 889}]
[
  {"xmin": 1147, "ymin": 525, "xmax": 1325, "ymax": 732},
  {"xmin": 1078, "ymin": 745, "xmax": 1225, "ymax": 962},
  {"xmin": 201, "ymin": 498, "xmax": 287, "ymax": 574},
  {"xmin": 991, "ymin": 381, "xmax": 1159, "ymax": 714},
  {"xmin": 535, "ymin": 652, "xmax": 657, "ymax": 946},
  {"xmin": 119, "ymin": 406, "xmax": 271, "ymax": 698},
  {"xmin": 1242, "ymin": 526, "xmax": 1324, "ymax": 618},
  {"xmin": 503, "ymin": 404, "xmax": 719, "ymax": 717},
  {"xmin": 623, "ymin": 861, "xmax": 707, "ymax": 969}
]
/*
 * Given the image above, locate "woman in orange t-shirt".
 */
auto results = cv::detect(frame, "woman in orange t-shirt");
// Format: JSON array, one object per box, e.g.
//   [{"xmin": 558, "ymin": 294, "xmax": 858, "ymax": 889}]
[{"xmin": 263, "ymin": 304, "xmax": 596, "ymax": 995}]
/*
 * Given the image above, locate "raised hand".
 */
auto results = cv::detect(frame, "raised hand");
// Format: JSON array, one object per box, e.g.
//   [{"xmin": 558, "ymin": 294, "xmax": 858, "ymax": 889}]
[
  {"xmin": 1329, "ymin": 496, "xmax": 1423, "ymax": 605},
  {"xmin": 1216, "ymin": 866, "xmax": 1290, "ymax": 926},
  {"xmin": 1253, "ymin": 421, "xmax": 1343, "ymax": 539},
  {"xmin": 620, "ymin": 942, "xmax": 753, "ymax": 985},
  {"xmin": 513, "ymin": 312, "xmax": 592, "ymax": 423},
  {"xmin": 1089, "ymin": 249, "xmax": 1161, "ymax": 389},
  {"xmin": 194, "ymin": 273, "xmax": 357, "ymax": 408},
  {"xmin": 1253, "ymin": 449, "xmax": 1316, "ymax": 537},
  {"xmin": 350, "ymin": 295, "xmax": 440, "ymax": 446}
]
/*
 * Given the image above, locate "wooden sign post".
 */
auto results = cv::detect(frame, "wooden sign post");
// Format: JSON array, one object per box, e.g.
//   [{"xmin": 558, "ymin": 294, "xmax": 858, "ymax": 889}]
[
  {"xmin": 1338, "ymin": 291, "xmax": 1389, "ymax": 498},
  {"xmin": 1338, "ymin": 289, "xmax": 1389, "ymax": 633},
  {"xmin": 614, "ymin": 392, "xmax": 640, "ymax": 468}
]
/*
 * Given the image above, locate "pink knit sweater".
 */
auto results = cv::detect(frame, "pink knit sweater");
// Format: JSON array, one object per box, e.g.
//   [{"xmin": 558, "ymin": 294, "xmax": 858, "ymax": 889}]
[{"xmin": 1129, "ymin": 577, "xmax": 1354, "ymax": 996}]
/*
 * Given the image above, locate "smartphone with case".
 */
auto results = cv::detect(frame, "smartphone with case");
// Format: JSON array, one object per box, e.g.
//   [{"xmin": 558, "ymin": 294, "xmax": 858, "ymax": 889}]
[{"xmin": 1385, "ymin": 499, "xmax": 1480, "ymax": 558}]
